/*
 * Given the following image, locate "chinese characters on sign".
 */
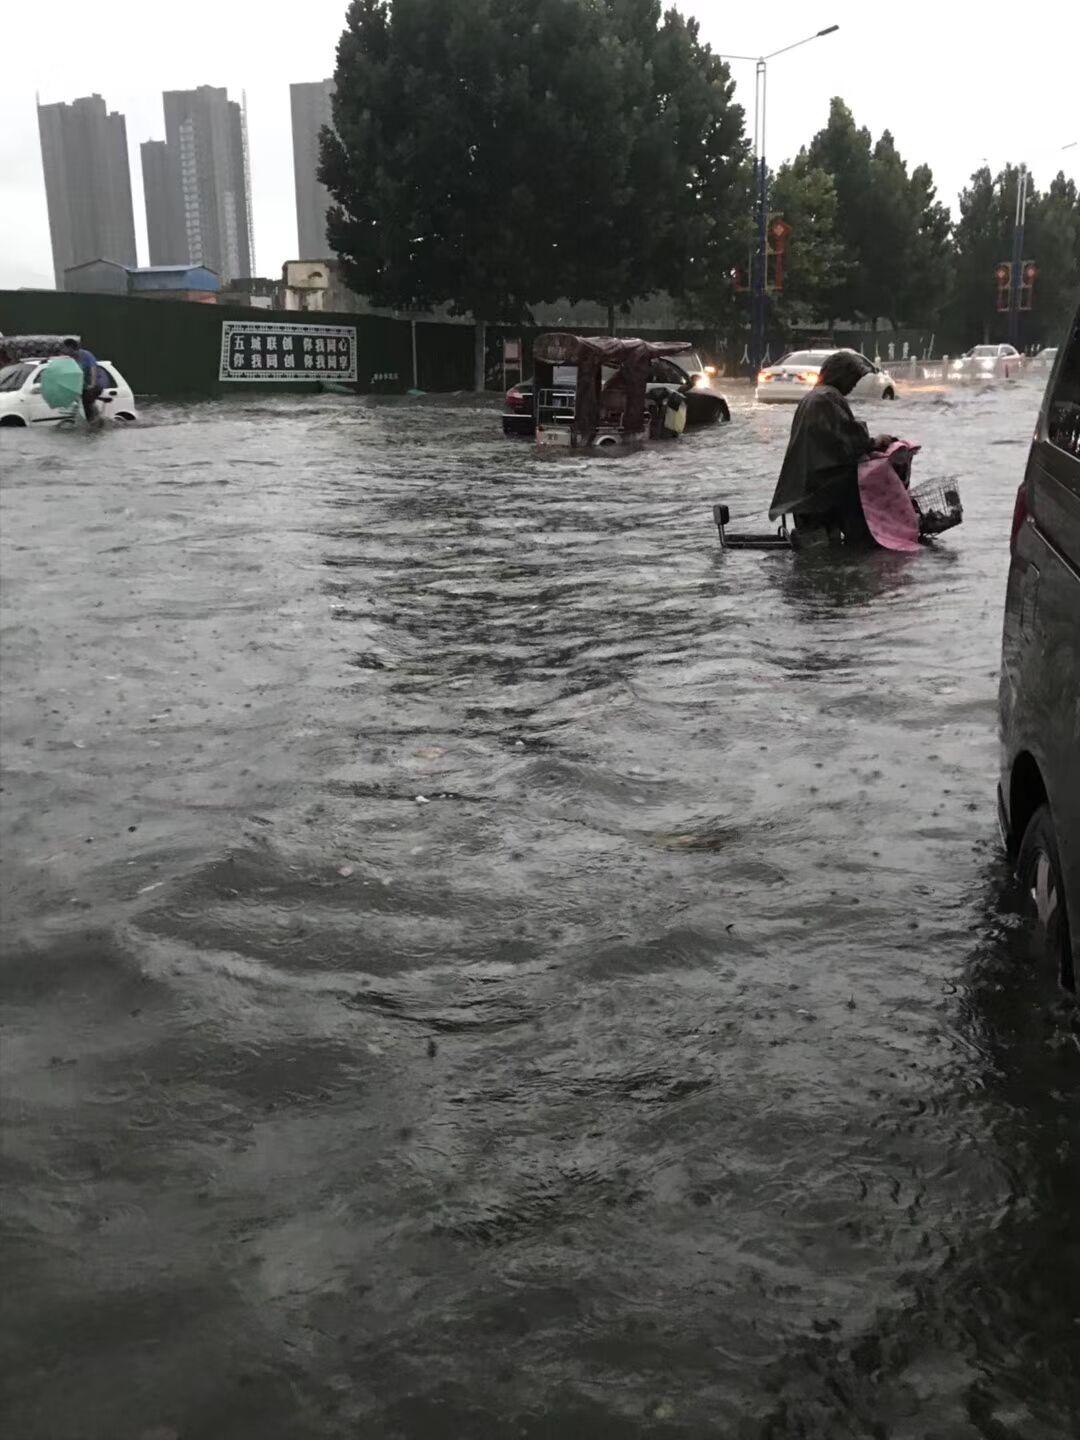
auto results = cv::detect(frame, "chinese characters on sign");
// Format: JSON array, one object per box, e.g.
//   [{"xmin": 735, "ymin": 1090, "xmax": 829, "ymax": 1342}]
[{"xmin": 218, "ymin": 321, "xmax": 358, "ymax": 382}]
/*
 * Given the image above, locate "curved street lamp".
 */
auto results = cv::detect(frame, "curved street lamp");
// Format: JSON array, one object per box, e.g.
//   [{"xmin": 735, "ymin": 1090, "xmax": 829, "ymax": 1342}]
[{"xmin": 720, "ymin": 25, "xmax": 839, "ymax": 373}]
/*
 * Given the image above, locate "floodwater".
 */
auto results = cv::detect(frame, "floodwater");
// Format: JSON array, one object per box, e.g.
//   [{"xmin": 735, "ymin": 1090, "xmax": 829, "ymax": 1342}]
[{"xmin": 1, "ymin": 379, "xmax": 1077, "ymax": 1440}]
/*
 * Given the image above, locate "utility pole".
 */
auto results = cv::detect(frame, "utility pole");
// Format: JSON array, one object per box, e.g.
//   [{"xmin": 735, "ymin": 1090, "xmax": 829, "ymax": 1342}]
[
  {"xmin": 752, "ymin": 59, "xmax": 767, "ymax": 376},
  {"xmin": 720, "ymin": 26, "xmax": 838, "ymax": 376},
  {"xmin": 1008, "ymin": 164, "xmax": 1027, "ymax": 347}
]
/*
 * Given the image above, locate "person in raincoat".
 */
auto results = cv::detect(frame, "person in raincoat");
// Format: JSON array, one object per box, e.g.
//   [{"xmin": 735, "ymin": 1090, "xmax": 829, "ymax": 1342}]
[
  {"xmin": 768, "ymin": 351, "xmax": 894, "ymax": 547},
  {"xmin": 60, "ymin": 336, "xmax": 106, "ymax": 425}
]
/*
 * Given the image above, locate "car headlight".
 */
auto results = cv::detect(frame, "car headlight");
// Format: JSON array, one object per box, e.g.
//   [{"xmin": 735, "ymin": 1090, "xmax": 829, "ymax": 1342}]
[{"xmin": 693, "ymin": 375, "xmax": 711, "ymax": 389}]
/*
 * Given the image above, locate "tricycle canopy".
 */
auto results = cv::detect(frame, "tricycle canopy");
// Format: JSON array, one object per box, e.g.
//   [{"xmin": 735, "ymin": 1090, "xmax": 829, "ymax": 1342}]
[{"xmin": 533, "ymin": 332, "xmax": 690, "ymax": 441}]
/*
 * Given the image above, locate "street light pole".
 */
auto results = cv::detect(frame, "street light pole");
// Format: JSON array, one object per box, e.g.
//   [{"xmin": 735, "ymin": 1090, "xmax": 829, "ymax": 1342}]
[
  {"xmin": 1008, "ymin": 164, "xmax": 1028, "ymax": 347},
  {"xmin": 721, "ymin": 25, "xmax": 839, "ymax": 375},
  {"xmin": 752, "ymin": 58, "xmax": 767, "ymax": 379}
]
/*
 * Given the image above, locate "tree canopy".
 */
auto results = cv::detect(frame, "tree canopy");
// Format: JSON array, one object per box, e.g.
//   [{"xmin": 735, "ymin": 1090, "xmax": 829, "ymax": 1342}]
[
  {"xmin": 320, "ymin": 0, "xmax": 748, "ymax": 328},
  {"xmin": 778, "ymin": 99, "xmax": 954, "ymax": 332},
  {"xmin": 320, "ymin": 4, "xmax": 1078, "ymax": 357},
  {"xmin": 950, "ymin": 165, "xmax": 1080, "ymax": 346}
]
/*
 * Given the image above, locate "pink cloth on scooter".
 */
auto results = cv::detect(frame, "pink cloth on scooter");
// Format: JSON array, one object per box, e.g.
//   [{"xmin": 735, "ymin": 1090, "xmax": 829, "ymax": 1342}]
[{"xmin": 857, "ymin": 441, "xmax": 921, "ymax": 552}]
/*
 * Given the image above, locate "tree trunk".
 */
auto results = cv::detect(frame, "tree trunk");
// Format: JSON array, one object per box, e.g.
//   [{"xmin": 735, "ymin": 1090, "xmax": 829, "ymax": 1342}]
[
  {"xmin": 473, "ymin": 319, "xmax": 486, "ymax": 393},
  {"xmin": 607, "ymin": 303, "xmax": 616, "ymax": 337}
]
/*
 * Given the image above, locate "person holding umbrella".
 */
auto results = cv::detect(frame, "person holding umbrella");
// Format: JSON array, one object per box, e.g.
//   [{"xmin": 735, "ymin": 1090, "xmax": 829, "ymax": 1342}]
[{"xmin": 60, "ymin": 336, "xmax": 106, "ymax": 424}]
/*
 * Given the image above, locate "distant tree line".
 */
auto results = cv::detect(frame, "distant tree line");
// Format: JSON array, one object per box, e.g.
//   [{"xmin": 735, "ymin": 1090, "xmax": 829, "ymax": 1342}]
[{"xmin": 320, "ymin": 0, "xmax": 1080, "ymax": 372}]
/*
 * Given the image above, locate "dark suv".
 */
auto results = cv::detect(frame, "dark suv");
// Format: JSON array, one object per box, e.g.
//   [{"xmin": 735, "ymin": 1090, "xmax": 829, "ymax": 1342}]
[{"xmin": 998, "ymin": 304, "xmax": 1080, "ymax": 992}]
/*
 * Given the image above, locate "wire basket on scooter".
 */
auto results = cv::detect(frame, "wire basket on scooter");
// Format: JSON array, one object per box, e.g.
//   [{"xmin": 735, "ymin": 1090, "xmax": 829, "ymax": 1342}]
[{"xmin": 909, "ymin": 478, "xmax": 963, "ymax": 536}]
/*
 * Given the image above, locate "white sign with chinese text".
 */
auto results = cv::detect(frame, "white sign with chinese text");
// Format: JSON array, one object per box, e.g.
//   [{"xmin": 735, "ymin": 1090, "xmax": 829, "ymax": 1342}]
[{"xmin": 218, "ymin": 320, "xmax": 358, "ymax": 382}]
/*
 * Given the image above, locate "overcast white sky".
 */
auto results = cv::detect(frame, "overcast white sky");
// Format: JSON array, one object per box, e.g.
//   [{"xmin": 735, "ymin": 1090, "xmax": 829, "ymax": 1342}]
[{"xmin": 2, "ymin": 0, "xmax": 1077, "ymax": 289}]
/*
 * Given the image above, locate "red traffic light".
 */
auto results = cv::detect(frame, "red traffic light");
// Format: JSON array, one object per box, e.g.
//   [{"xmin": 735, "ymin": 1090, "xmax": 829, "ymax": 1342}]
[
  {"xmin": 995, "ymin": 263, "xmax": 1011, "ymax": 282},
  {"xmin": 1023, "ymin": 262, "xmax": 1038, "ymax": 282}
]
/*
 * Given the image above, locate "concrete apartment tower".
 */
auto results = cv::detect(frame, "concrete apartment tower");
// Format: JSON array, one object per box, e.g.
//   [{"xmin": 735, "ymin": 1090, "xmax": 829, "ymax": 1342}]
[
  {"xmin": 144, "ymin": 86, "xmax": 253, "ymax": 283},
  {"xmin": 290, "ymin": 80, "xmax": 335, "ymax": 259},
  {"xmin": 140, "ymin": 140, "xmax": 186, "ymax": 266},
  {"xmin": 36, "ymin": 94, "xmax": 137, "ymax": 289}
]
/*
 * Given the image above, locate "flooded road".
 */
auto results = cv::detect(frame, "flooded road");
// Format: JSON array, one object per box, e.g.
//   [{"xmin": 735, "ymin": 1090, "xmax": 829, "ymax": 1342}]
[{"xmin": 2, "ymin": 381, "xmax": 1077, "ymax": 1439}]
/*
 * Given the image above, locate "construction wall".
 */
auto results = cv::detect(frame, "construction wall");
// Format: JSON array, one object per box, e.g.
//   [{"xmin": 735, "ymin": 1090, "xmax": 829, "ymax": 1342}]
[
  {"xmin": 1, "ymin": 289, "xmax": 953, "ymax": 397},
  {"xmin": 1, "ymin": 289, "xmax": 785, "ymax": 395},
  {"xmin": 0, "ymin": 291, "xmax": 417, "ymax": 397}
]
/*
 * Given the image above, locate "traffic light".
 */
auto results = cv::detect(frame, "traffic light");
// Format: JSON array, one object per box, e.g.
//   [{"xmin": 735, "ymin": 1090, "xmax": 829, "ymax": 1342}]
[
  {"xmin": 768, "ymin": 217, "xmax": 792, "ymax": 293},
  {"xmin": 995, "ymin": 263, "xmax": 1012, "ymax": 313},
  {"xmin": 1019, "ymin": 262, "xmax": 1037, "ymax": 311}
]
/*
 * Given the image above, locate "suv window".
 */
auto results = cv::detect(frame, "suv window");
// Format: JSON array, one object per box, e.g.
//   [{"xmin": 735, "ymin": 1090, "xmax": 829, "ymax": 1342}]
[
  {"xmin": 0, "ymin": 362, "xmax": 33, "ymax": 392},
  {"xmin": 1046, "ymin": 311, "xmax": 1080, "ymax": 464}
]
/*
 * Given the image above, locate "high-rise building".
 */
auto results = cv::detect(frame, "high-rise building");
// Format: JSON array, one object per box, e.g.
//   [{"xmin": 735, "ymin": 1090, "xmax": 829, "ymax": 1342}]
[
  {"xmin": 290, "ymin": 80, "xmax": 335, "ymax": 259},
  {"xmin": 36, "ymin": 94, "xmax": 137, "ymax": 289},
  {"xmin": 140, "ymin": 140, "xmax": 185, "ymax": 266},
  {"xmin": 142, "ymin": 85, "xmax": 253, "ymax": 284}
]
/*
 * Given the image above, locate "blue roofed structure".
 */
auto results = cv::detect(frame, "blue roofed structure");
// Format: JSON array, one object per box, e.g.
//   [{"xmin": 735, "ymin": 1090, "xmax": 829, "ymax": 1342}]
[
  {"xmin": 130, "ymin": 264, "xmax": 220, "ymax": 292},
  {"xmin": 63, "ymin": 259, "xmax": 221, "ymax": 298}
]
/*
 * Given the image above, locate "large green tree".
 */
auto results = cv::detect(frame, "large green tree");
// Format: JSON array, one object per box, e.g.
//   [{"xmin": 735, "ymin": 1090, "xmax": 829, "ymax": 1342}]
[
  {"xmin": 904, "ymin": 161, "xmax": 953, "ymax": 328},
  {"xmin": 608, "ymin": 3, "xmax": 748, "ymax": 324},
  {"xmin": 805, "ymin": 98, "xmax": 876, "ymax": 320},
  {"xmin": 1026, "ymin": 173, "xmax": 1080, "ymax": 346},
  {"xmin": 949, "ymin": 165, "xmax": 1004, "ymax": 344},
  {"xmin": 798, "ymin": 100, "xmax": 952, "ymax": 332},
  {"xmin": 320, "ymin": 0, "xmax": 748, "ymax": 383},
  {"xmin": 767, "ymin": 156, "xmax": 846, "ymax": 329},
  {"xmin": 321, "ymin": 0, "xmax": 574, "ymax": 380}
]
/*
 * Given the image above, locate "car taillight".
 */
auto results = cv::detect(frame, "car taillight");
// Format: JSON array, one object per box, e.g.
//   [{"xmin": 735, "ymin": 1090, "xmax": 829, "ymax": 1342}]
[
  {"xmin": 507, "ymin": 388, "xmax": 524, "ymax": 408},
  {"xmin": 757, "ymin": 371, "xmax": 769, "ymax": 383},
  {"xmin": 1010, "ymin": 483, "xmax": 1028, "ymax": 554}
]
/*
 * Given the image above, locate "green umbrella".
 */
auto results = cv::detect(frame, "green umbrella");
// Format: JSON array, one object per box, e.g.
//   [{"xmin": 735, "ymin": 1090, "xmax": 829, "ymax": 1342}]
[{"xmin": 39, "ymin": 356, "xmax": 84, "ymax": 410}]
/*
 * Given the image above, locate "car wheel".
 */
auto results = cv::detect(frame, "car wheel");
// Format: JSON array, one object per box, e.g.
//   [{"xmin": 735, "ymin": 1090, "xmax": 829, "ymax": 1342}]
[
  {"xmin": 1016, "ymin": 803, "xmax": 1075, "ymax": 991},
  {"xmin": 690, "ymin": 396, "xmax": 730, "ymax": 426},
  {"xmin": 114, "ymin": 412, "xmax": 136, "ymax": 424},
  {"xmin": 882, "ymin": 387, "xmax": 896, "ymax": 400},
  {"xmin": 0, "ymin": 415, "xmax": 27, "ymax": 427}
]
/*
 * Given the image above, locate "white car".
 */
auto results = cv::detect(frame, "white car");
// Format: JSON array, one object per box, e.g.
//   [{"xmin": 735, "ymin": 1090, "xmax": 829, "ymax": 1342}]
[
  {"xmin": 949, "ymin": 343, "xmax": 1022, "ymax": 380},
  {"xmin": 755, "ymin": 349, "xmax": 896, "ymax": 404},
  {"xmin": 1031, "ymin": 346, "xmax": 1058, "ymax": 371},
  {"xmin": 0, "ymin": 357, "xmax": 137, "ymax": 427}
]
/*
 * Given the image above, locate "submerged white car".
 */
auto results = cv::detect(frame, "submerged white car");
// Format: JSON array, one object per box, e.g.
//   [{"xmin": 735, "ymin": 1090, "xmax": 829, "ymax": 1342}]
[
  {"xmin": 0, "ymin": 357, "xmax": 137, "ymax": 427},
  {"xmin": 756, "ymin": 349, "xmax": 896, "ymax": 404},
  {"xmin": 949, "ymin": 343, "xmax": 1022, "ymax": 380}
]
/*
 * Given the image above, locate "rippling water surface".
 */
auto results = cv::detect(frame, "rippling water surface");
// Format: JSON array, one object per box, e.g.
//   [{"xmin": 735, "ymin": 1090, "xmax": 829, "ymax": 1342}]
[{"xmin": 2, "ymin": 381, "xmax": 1077, "ymax": 1439}]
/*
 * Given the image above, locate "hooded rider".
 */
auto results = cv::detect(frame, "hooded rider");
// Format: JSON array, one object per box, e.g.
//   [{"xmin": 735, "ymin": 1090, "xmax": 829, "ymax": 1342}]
[{"xmin": 768, "ymin": 351, "xmax": 894, "ymax": 546}]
